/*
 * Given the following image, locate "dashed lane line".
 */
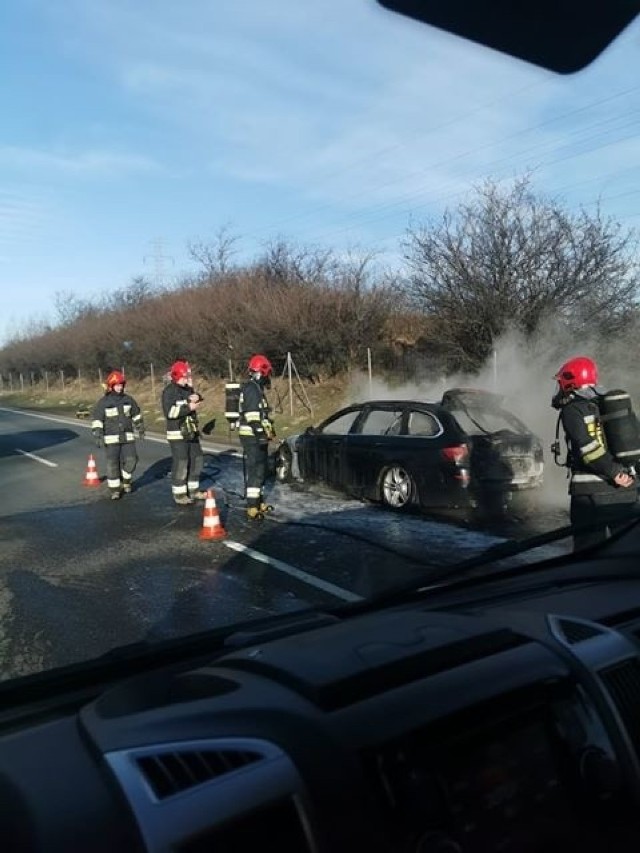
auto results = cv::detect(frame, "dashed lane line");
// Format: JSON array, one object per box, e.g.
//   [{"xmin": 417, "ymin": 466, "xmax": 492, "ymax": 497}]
[{"xmin": 0, "ymin": 407, "xmax": 243, "ymax": 456}]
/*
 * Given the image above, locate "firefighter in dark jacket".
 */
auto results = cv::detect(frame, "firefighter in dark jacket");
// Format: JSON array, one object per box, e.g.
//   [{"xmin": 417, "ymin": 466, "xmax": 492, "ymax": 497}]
[
  {"xmin": 552, "ymin": 355, "xmax": 636, "ymax": 551},
  {"xmin": 161, "ymin": 360, "xmax": 206, "ymax": 506},
  {"xmin": 91, "ymin": 371, "xmax": 145, "ymax": 500},
  {"xmin": 239, "ymin": 354, "xmax": 275, "ymax": 521}
]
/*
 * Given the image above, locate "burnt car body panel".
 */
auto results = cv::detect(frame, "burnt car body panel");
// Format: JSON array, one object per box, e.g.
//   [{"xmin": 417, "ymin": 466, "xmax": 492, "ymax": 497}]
[
  {"xmin": 441, "ymin": 388, "xmax": 544, "ymax": 494},
  {"xmin": 277, "ymin": 391, "xmax": 544, "ymax": 513}
]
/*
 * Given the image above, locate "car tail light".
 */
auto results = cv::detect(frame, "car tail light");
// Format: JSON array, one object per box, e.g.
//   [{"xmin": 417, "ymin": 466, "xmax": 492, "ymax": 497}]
[{"xmin": 441, "ymin": 443, "xmax": 469, "ymax": 464}]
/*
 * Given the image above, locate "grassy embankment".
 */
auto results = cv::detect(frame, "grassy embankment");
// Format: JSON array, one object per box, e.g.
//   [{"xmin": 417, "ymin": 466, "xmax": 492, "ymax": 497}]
[{"xmin": 0, "ymin": 374, "xmax": 351, "ymax": 443}]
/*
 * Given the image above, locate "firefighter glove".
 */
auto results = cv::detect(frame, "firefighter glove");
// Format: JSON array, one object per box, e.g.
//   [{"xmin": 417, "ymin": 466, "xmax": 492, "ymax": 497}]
[
  {"xmin": 137, "ymin": 425, "xmax": 146, "ymax": 440},
  {"xmin": 92, "ymin": 429, "xmax": 104, "ymax": 448},
  {"xmin": 264, "ymin": 422, "xmax": 276, "ymax": 440}
]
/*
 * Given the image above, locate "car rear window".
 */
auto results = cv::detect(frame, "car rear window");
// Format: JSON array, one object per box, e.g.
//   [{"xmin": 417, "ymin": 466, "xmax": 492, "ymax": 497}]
[
  {"xmin": 407, "ymin": 410, "xmax": 442, "ymax": 437},
  {"xmin": 450, "ymin": 407, "xmax": 526, "ymax": 435}
]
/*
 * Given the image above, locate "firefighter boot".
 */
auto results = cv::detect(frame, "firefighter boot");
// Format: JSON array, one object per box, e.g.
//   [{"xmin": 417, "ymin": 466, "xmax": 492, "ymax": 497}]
[
  {"xmin": 247, "ymin": 507, "xmax": 264, "ymax": 522},
  {"xmin": 174, "ymin": 495, "xmax": 194, "ymax": 506},
  {"xmin": 110, "ymin": 489, "xmax": 123, "ymax": 501}
]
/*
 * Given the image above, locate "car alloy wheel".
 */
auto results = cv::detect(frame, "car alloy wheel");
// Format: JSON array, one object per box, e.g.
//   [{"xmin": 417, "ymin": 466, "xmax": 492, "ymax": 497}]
[{"xmin": 381, "ymin": 465, "xmax": 415, "ymax": 509}]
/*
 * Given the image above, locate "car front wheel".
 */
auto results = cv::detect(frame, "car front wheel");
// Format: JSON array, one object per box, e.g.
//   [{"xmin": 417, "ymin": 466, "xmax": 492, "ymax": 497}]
[{"xmin": 380, "ymin": 465, "xmax": 415, "ymax": 510}]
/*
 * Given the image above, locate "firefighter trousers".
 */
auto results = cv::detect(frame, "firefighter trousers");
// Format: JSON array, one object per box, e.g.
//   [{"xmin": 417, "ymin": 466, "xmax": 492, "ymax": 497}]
[
  {"xmin": 169, "ymin": 439, "xmax": 203, "ymax": 499},
  {"xmin": 241, "ymin": 436, "xmax": 269, "ymax": 509},
  {"xmin": 105, "ymin": 442, "xmax": 138, "ymax": 492},
  {"xmin": 570, "ymin": 492, "xmax": 638, "ymax": 551}
]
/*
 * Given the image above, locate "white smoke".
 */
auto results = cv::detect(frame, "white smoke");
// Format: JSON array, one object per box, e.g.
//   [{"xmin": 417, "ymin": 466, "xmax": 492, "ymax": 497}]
[{"xmin": 345, "ymin": 320, "xmax": 640, "ymax": 512}]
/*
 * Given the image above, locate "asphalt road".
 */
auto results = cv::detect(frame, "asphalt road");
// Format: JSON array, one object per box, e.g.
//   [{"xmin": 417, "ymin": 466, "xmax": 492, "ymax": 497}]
[{"xmin": 0, "ymin": 407, "xmax": 571, "ymax": 680}]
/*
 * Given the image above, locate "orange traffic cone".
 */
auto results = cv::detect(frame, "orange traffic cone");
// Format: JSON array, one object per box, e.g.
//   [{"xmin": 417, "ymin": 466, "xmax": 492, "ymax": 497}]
[
  {"xmin": 83, "ymin": 453, "xmax": 101, "ymax": 487},
  {"xmin": 199, "ymin": 489, "xmax": 227, "ymax": 540}
]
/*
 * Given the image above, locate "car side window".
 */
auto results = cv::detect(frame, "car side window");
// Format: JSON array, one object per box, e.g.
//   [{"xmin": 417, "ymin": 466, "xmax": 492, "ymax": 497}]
[
  {"xmin": 407, "ymin": 410, "xmax": 442, "ymax": 437},
  {"xmin": 321, "ymin": 410, "xmax": 360, "ymax": 435},
  {"xmin": 359, "ymin": 409, "xmax": 404, "ymax": 436}
]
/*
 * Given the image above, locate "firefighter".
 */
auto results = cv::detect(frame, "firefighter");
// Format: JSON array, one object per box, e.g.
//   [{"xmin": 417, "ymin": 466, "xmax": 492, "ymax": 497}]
[
  {"xmin": 91, "ymin": 371, "xmax": 145, "ymax": 500},
  {"xmin": 161, "ymin": 360, "xmax": 206, "ymax": 505},
  {"xmin": 552, "ymin": 355, "xmax": 637, "ymax": 551},
  {"xmin": 238, "ymin": 354, "xmax": 276, "ymax": 520}
]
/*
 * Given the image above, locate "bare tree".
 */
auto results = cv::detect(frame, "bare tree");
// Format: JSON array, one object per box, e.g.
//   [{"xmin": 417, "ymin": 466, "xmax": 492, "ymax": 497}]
[
  {"xmin": 101, "ymin": 277, "xmax": 156, "ymax": 312},
  {"xmin": 402, "ymin": 176, "xmax": 640, "ymax": 370},
  {"xmin": 188, "ymin": 224, "xmax": 240, "ymax": 279},
  {"xmin": 1, "ymin": 238, "xmax": 411, "ymax": 381},
  {"xmin": 53, "ymin": 290, "xmax": 96, "ymax": 326},
  {"xmin": 258, "ymin": 238, "xmax": 335, "ymax": 285}
]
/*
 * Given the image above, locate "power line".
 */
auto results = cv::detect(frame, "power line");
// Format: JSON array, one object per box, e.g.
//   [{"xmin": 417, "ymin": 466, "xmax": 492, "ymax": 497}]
[
  {"xmin": 241, "ymin": 78, "xmax": 550, "ymax": 241},
  {"xmin": 292, "ymin": 116, "xmax": 640, "ymax": 245},
  {"xmin": 243, "ymin": 82, "xmax": 640, "ymax": 245}
]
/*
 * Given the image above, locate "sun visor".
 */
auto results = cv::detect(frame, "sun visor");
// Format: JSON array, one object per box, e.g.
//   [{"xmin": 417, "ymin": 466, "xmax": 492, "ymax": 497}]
[{"xmin": 376, "ymin": 0, "xmax": 640, "ymax": 74}]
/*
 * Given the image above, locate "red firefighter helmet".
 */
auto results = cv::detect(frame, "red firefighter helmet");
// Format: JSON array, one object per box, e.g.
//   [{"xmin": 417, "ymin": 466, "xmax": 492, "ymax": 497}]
[
  {"xmin": 555, "ymin": 356, "xmax": 598, "ymax": 392},
  {"xmin": 170, "ymin": 360, "xmax": 191, "ymax": 382},
  {"xmin": 105, "ymin": 370, "xmax": 126, "ymax": 389},
  {"xmin": 248, "ymin": 354, "xmax": 273, "ymax": 378}
]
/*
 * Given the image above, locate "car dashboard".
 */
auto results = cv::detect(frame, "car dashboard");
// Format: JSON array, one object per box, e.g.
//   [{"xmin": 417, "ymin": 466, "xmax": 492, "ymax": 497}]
[{"xmin": 4, "ymin": 569, "xmax": 640, "ymax": 852}]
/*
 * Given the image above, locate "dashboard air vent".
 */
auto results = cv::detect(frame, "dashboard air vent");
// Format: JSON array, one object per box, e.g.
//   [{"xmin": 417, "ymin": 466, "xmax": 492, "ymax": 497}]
[
  {"xmin": 137, "ymin": 748, "xmax": 262, "ymax": 799},
  {"xmin": 599, "ymin": 658, "xmax": 640, "ymax": 759},
  {"xmin": 553, "ymin": 617, "xmax": 604, "ymax": 645}
]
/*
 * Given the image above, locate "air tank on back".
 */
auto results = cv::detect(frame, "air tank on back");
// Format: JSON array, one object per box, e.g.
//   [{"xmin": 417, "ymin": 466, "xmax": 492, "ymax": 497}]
[
  {"xmin": 224, "ymin": 382, "xmax": 241, "ymax": 430},
  {"xmin": 599, "ymin": 389, "xmax": 640, "ymax": 469}
]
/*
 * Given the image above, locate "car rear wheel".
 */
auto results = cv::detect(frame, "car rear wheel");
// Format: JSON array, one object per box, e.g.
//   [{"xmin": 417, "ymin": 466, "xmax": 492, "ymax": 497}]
[
  {"xmin": 275, "ymin": 444, "xmax": 293, "ymax": 483},
  {"xmin": 380, "ymin": 465, "xmax": 415, "ymax": 510}
]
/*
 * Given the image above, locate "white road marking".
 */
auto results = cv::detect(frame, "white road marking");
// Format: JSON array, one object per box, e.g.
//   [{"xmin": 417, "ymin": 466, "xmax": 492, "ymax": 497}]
[
  {"xmin": 0, "ymin": 407, "xmax": 87, "ymax": 426},
  {"xmin": 0, "ymin": 407, "xmax": 241, "ymax": 454},
  {"xmin": 15, "ymin": 449, "xmax": 58, "ymax": 468},
  {"xmin": 224, "ymin": 539, "xmax": 364, "ymax": 603}
]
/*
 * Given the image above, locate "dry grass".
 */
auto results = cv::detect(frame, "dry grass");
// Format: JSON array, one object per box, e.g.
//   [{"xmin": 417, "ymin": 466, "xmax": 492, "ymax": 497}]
[{"xmin": 0, "ymin": 373, "xmax": 353, "ymax": 442}]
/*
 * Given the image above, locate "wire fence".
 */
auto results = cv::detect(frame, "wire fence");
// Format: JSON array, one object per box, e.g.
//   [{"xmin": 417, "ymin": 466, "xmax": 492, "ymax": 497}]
[{"xmin": 0, "ymin": 346, "xmax": 501, "ymax": 401}]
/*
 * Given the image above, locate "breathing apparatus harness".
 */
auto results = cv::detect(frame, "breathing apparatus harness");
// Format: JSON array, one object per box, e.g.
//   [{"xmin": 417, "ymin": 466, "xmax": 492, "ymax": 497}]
[{"xmin": 550, "ymin": 388, "xmax": 573, "ymax": 470}]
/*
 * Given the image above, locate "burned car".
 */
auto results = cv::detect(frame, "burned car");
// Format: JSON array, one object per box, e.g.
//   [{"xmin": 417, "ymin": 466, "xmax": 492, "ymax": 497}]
[{"xmin": 275, "ymin": 388, "xmax": 543, "ymax": 515}]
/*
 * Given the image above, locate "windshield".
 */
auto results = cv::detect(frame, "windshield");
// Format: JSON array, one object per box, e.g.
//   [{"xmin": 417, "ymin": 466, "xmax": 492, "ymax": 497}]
[{"xmin": 1, "ymin": 1, "xmax": 639, "ymax": 681}]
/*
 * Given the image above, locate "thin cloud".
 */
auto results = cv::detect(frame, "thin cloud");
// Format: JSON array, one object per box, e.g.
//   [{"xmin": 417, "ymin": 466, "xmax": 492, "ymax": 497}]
[
  {"xmin": 0, "ymin": 192, "xmax": 49, "ymax": 248},
  {"xmin": 0, "ymin": 145, "xmax": 162, "ymax": 177},
  {"xmin": 41, "ymin": 1, "xmax": 640, "ymax": 218},
  {"xmin": 2, "ymin": 0, "xmax": 638, "ymax": 305}
]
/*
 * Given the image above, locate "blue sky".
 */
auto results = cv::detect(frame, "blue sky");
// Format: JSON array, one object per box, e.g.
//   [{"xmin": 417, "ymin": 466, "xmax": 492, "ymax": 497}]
[{"xmin": 1, "ymin": 0, "xmax": 639, "ymax": 343}]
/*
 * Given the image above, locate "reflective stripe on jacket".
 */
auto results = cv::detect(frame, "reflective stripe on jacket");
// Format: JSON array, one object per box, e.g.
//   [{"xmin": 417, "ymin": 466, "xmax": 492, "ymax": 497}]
[
  {"xmin": 161, "ymin": 381, "xmax": 200, "ymax": 441},
  {"xmin": 91, "ymin": 392, "xmax": 143, "ymax": 444},
  {"xmin": 238, "ymin": 379, "xmax": 272, "ymax": 439}
]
